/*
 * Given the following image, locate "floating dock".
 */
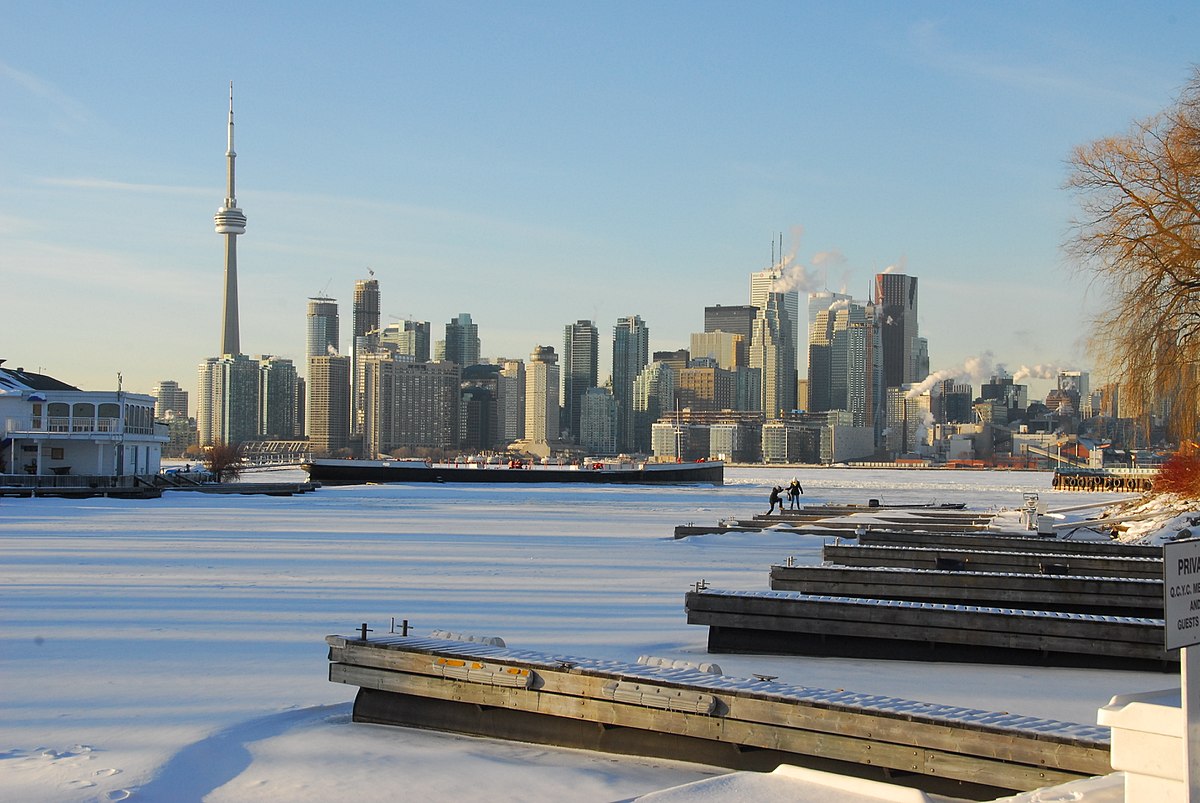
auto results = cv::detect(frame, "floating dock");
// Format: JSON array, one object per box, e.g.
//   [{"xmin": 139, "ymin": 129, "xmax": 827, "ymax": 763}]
[
  {"xmin": 327, "ymin": 632, "xmax": 1111, "ymax": 799},
  {"xmin": 821, "ymin": 543, "xmax": 1163, "ymax": 579},
  {"xmin": 686, "ymin": 589, "xmax": 1174, "ymax": 670}
]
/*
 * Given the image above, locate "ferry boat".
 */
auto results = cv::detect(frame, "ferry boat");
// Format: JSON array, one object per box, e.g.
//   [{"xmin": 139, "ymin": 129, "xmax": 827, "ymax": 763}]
[{"xmin": 303, "ymin": 457, "xmax": 724, "ymax": 485}]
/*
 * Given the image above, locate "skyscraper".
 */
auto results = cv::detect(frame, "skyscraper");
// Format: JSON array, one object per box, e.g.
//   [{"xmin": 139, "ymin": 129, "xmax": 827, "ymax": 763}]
[
  {"xmin": 152, "ymin": 380, "xmax": 189, "ymax": 419},
  {"xmin": 258, "ymin": 355, "xmax": 297, "ymax": 439},
  {"xmin": 497, "ymin": 359, "xmax": 526, "ymax": 443},
  {"xmin": 808, "ymin": 299, "xmax": 881, "ymax": 429},
  {"xmin": 749, "ymin": 267, "xmax": 799, "ymax": 419},
  {"xmin": 704, "ymin": 304, "xmax": 757, "ymax": 366},
  {"xmin": 612, "ymin": 315, "xmax": 649, "ymax": 452},
  {"xmin": 440, "ymin": 313, "xmax": 480, "ymax": 367},
  {"xmin": 308, "ymin": 354, "xmax": 350, "ymax": 455},
  {"xmin": 525, "ymin": 346, "xmax": 560, "ymax": 444},
  {"xmin": 380, "ymin": 320, "xmax": 431, "ymax": 363},
  {"xmin": 874, "ymin": 273, "xmax": 920, "ymax": 389},
  {"xmin": 351, "ymin": 275, "xmax": 381, "ymax": 438},
  {"xmin": 214, "ymin": 83, "xmax": 246, "ymax": 358},
  {"xmin": 562, "ymin": 319, "xmax": 599, "ymax": 443},
  {"xmin": 306, "ymin": 297, "xmax": 339, "ymax": 359}
]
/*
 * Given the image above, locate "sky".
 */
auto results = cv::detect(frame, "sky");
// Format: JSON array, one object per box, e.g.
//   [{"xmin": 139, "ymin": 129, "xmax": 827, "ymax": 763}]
[{"xmin": 2, "ymin": 2, "xmax": 1199, "ymax": 403}]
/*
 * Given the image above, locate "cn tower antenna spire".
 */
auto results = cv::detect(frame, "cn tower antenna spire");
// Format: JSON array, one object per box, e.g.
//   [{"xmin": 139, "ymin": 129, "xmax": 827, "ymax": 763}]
[{"xmin": 215, "ymin": 81, "xmax": 247, "ymax": 356}]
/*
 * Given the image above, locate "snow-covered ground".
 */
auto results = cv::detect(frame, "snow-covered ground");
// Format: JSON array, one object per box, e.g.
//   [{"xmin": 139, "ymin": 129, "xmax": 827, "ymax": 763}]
[{"xmin": 0, "ymin": 468, "xmax": 1174, "ymax": 801}]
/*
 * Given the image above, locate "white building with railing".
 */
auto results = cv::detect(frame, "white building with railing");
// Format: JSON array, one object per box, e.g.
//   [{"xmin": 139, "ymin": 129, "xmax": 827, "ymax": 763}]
[{"xmin": 1, "ymin": 361, "xmax": 168, "ymax": 478}]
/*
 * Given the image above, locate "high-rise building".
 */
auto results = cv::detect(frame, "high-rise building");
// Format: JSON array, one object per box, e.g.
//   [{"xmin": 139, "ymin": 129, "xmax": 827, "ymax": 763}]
[
  {"xmin": 808, "ymin": 299, "xmax": 882, "ymax": 429},
  {"xmin": 612, "ymin": 315, "xmax": 649, "ymax": 451},
  {"xmin": 633, "ymin": 361, "xmax": 676, "ymax": 454},
  {"xmin": 308, "ymin": 354, "xmax": 350, "ymax": 455},
  {"xmin": 152, "ymin": 380, "xmax": 189, "ymax": 419},
  {"xmin": 214, "ymin": 84, "xmax": 246, "ymax": 358},
  {"xmin": 676, "ymin": 366, "xmax": 736, "ymax": 412},
  {"xmin": 580, "ymin": 387, "xmax": 617, "ymax": 455},
  {"xmin": 874, "ymin": 273, "xmax": 920, "ymax": 389},
  {"xmin": 525, "ymin": 346, "xmax": 560, "ymax": 444},
  {"xmin": 690, "ymin": 331, "xmax": 744, "ymax": 370},
  {"xmin": 749, "ymin": 267, "xmax": 799, "ymax": 419},
  {"xmin": 258, "ymin": 356, "xmax": 297, "ymax": 439},
  {"xmin": 562, "ymin": 320, "xmax": 599, "ymax": 443},
  {"xmin": 361, "ymin": 355, "xmax": 461, "ymax": 456},
  {"xmin": 351, "ymin": 275, "xmax": 381, "ymax": 437},
  {"xmin": 306, "ymin": 297, "xmax": 339, "ymax": 359},
  {"xmin": 440, "ymin": 313, "xmax": 480, "ymax": 367},
  {"xmin": 380, "ymin": 320, "xmax": 431, "ymax": 363},
  {"xmin": 749, "ymin": 292, "xmax": 797, "ymax": 419},
  {"xmin": 196, "ymin": 354, "xmax": 259, "ymax": 446},
  {"xmin": 497, "ymin": 359, "xmax": 526, "ymax": 443}
]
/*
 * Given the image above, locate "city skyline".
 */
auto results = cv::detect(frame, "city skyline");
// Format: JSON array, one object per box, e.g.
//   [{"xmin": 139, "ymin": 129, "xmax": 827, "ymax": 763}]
[{"xmin": 4, "ymin": 4, "xmax": 1199, "ymax": 402}]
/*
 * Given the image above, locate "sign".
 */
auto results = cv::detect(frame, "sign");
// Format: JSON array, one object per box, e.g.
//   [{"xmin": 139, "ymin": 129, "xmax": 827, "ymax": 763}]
[{"xmin": 1165, "ymin": 538, "xmax": 1200, "ymax": 650}]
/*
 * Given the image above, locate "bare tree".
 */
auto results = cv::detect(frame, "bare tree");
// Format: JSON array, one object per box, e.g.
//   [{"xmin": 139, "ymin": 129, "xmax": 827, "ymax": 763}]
[
  {"xmin": 204, "ymin": 441, "xmax": 245, "ymax": 483},
  {"xmin": 1066, "ymin": 69, "xmax": 1200, "ymax": 443}
]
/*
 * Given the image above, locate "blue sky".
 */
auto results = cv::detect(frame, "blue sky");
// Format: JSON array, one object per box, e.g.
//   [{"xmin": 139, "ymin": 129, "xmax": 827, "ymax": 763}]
[{"xmin": 2, "ymin": 2, "xmax": 1197, "ymax": 402}]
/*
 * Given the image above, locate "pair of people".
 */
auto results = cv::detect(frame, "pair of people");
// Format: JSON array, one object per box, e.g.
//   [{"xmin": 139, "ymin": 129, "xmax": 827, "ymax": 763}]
[{"xmin": 767, "ymin": 478, "xmax": 804, "ymax": 514}]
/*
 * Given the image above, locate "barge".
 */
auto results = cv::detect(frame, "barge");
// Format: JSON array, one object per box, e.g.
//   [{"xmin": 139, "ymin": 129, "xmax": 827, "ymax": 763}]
[{"xmin": 303, "ymin": 457, "xmax": 724, "ymax": 485}]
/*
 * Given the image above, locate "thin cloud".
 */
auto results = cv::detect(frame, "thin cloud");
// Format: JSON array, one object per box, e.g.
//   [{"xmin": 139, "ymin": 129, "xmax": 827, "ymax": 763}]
[
  {"xmin": 907, "ymin": 20, "xmax": 1151, "ymax": 108},
  {"xmin": 39, "ymin": 177, "xmax": 211, "ymax": 196},
  {"xmin": 0, "ymin": 59, "xmax": 90, "ymax": 125}
]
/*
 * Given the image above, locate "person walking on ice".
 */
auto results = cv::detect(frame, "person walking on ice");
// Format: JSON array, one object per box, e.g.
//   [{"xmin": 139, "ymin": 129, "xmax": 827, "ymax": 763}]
[{"xmin": 787, "ymin": 477, "xmax": 803, "ymax": 509}]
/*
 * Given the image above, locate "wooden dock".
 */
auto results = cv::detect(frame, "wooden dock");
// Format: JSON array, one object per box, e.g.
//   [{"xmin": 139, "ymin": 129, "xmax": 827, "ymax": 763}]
[
  {"xmin": 686, "ymin": 589, "xmax": 1175, "ymax": 670},
  {"xmin": 769, "ymin": 564, "xmax": 1163, "ymax": 618},
  {"xmin": 822, "ymin": 543, "xmax": 1163, "ymax": 579},
  {"xmin": 327, "ymin": 632, "xmax": 1112, "ymax": 799},
  {"xmin": 854, "ymin": 530, "xmax": 1161, "ymax": 558}
]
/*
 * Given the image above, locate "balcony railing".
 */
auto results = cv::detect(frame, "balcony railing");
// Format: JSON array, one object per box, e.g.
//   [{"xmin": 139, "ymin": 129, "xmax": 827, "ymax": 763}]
[{"xmin": 4, "ymin": 417, "xmax": 154, "ymax": 435}]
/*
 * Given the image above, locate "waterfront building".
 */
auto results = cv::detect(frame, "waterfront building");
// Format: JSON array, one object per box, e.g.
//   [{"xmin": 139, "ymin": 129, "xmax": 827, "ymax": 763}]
[
  {"xmin": 258, "ymin": 355, "xmax": 297, "ymax": 439},
  {"xmin": 0, "ymin": 361, "xmax": 167, "ymax": 477},
  {"xmin": 562, "ymin": 320, "xmax": 599, "ymax": 443},
  {"xmin": 580, "ymin": 387, "xmax": 617, "ymax": 455},
  {"xmin": 497, "ymin": 359, "xmax": 526, "ymax": 443},
  {"xmin": 613, "ymin": 315, "xmax": 649, "ymax": 451},
  {"xmin": 196, "ymin": 354, "xmax": 259, "ymax": 446},
  {"xmin": 308, "ymin": 354, "xmax": 350, "ymax": 455},
  {"xmin": 524, "ymin": 346, "xmax": 560, "ymax": 444},
  {"xmin": 361, "ymin": 355, "xmax": 461, "ymax": 456}
]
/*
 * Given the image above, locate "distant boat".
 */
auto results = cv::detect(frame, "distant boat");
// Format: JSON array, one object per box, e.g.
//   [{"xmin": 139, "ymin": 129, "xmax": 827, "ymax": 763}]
[{"xmin": 303, "ymin": 457, "xmax": 724, "ymax": 486}]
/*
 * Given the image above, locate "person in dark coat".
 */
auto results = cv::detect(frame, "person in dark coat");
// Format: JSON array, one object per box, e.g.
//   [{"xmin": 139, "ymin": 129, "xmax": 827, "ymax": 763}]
[
  {"xmin": 787, "ymin": 477, "xmax": 803, "ymax": 509},
  {"xmin": 767, "ymin": 485, "xmax": 784, "ymax": 515}
]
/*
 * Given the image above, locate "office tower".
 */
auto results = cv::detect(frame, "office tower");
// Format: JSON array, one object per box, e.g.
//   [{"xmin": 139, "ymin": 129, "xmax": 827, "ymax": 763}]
[
  {"xmin": 258, "ymin": 355, "xmax": 297, "ymax": 439},
  {"xmin": 749, "ymin": 292, "xmax": 797, "ymax": 419},
  {"xmin": 525, "ymin": 346, "xmax": 560, "ymax": 444},
  {"xmin": 808, "ymin": 299, "xmax": 880, "ymax": 429},
  {"xmin": 351, "ymin": 275, "xmax": 381, "ymax": 437},
  {"xmin": 676, "ymin": 366, "xmax": 736, "ymax": 412},
  {"xmin": 152, "ymin": 380, "xmax": 189, "ymax": 419},
  {"xmin": 612, "ymin": 315, "xmax": 649, "ymax": 451},
  {"xmin": 308, "ymin": 354, "xmax": 350, "ymax": 455},
  {"xmin": 633, "ymin": 361, "xmax": 675, "ymax": 453},
  {"xmin": 704, "ymin": 304, "xmax": 757, "ymax": 367},
  {"xmin": 885, "ymin": 385, "xmax": 931, "ymax": 456},
  {"xmin": 562, "ymin": 320, "xmax": 599, "ymax": 443},
  {"xmin": 580, "ymin": 387, "xmax": 617, "ymax": 455},
  {"xmin": 441, "ymin": 313, "xmax": 480, "ymax": 367},
  {"xmin": 462, "ymin": 363, "xmax": 501, "ymax": 452},
  {"xmin": 933, "ymin": 379, "xmax": 974, "ymax": 424},
  {"xmin": 196, "ymin": 354, "xmax": 259, "ymax": 447},
  {"xmin": 214, "ymin": 84, "xmax": 247, "ymax": 357},
  {"xmin": 294, "ymin": 376, "xmax": 306, "ymax": 437},
  {"xmin": 380, "ymin": 320, "xmax": 431, "ymax": 363},
  {"xmin": 749, "ymin": 266, "xmax": 799, "ymax": 419},
  {"xmin": 497, "ymin": 359, "xmax": 526, "ymax": 443},
  {"xmin": 306, "ymin": 297, "xmax": 339, "ymax": 359},
  {"xmin": 653, "ymin": 349, "xmax": 689, "ymax": 371},
  {"xmin": 690, "ymin": 331, "xmax": 743, "ymax": 371},
  {"xmin": 874, "ymin": 273, "xmax": 920, "ymax": 388},
  {"xmin": 1058, "ymin": 371, "xmax": 1091, "ymax": 415}
]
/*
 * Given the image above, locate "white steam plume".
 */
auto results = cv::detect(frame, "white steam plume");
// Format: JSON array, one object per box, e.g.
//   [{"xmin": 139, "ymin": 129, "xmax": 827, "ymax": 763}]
[
  {"xmin": 906, "ymin": 351, "xmax": 998, "ymax": 398},
  {"xmin": 1012, "ymin": 364, "xmax": 1061, "ymax": 384}
]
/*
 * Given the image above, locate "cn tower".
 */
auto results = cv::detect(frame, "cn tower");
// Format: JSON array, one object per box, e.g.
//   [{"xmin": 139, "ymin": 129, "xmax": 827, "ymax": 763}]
[{"xmin": 214, "ymin": 82, "xmax": 247, "ymax": 356}]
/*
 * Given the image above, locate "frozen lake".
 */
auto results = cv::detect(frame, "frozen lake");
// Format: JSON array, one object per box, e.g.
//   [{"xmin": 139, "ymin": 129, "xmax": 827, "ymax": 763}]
[{"xmin": 0, "ymin": 468, "xmax": 1160, "ymax": 801}]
